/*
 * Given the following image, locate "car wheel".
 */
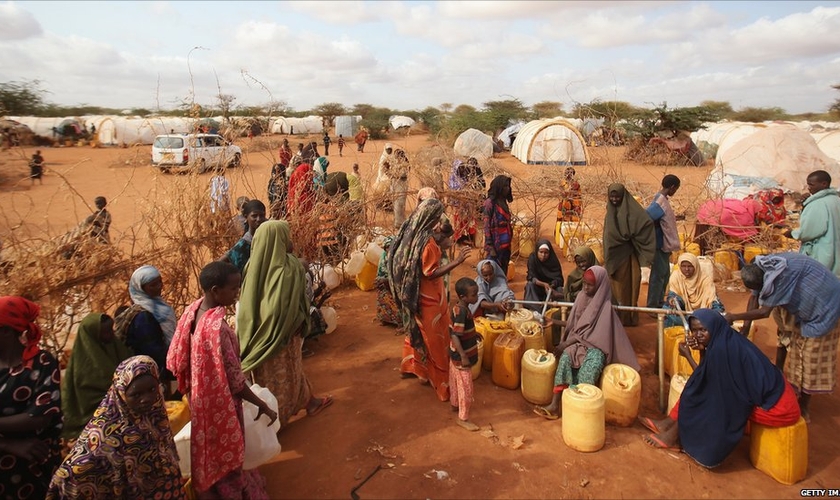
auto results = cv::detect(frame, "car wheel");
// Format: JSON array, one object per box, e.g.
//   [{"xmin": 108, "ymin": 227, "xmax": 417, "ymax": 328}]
[
  {"xmin": 160, "ymin": 167, "xmax": 171, "ymax": 174},
  {"xmin": 229, "ymin": 153, "xmax": 241, "ymax": 168}
]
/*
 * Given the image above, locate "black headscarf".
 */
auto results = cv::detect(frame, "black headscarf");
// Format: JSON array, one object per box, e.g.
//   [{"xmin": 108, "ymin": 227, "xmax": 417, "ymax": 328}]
[
  {"xmin": 487, "ymin": 175, "xmax": 512, "ymax": 213},
  {"xmin": 527, "ymin": 239, "xmax": 564, "ymax": 288}
]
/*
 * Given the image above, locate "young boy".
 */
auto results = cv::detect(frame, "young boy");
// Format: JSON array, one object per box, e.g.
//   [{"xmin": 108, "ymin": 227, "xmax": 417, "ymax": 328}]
[
  {"xmin": 337, "ymin": 134, "xmax": 345, "ymax": 157},
  {"xmin": 167, "ymin": 261, "xmax": 277, "ymax": 497},
  {"xmin": 450, "ymin": 277, "xmax": 481, "ymax": 432}
]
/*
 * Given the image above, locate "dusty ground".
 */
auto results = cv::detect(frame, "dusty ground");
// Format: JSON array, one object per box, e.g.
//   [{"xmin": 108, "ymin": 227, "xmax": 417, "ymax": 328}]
[{"xmin": 1, "ymin": 132, "xmax": 838, "ymax": 499}]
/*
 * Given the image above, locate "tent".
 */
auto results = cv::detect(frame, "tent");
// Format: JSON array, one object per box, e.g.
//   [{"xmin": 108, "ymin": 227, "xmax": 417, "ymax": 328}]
[
  {"xmin": 511, "ymin": 119, "xmax": 589, "ymax": 166},
  {"xmin": 389, "ymin": 115, "xmax": 416, "ymax": 130},
  {"xmin": 496, "ymin": 122, "xmax": 525, "ymax": 149},
  {"xmin": 813, "ymin": 130, "xmax": 840, "ymax": 163},
  {"xmin": 706, "ymin": 127, "xmax": 840, "ymax": 198},
  {"xmin": 335, "ymin": 115, "xmax": 361, "ymax": 138},
  {"xmin": 453, "ymin": 128, "xmax": 495, "ymax": 160},
  {"xmin": 269, "ymin": 116, "xmax": 324, "ymax": 135}
]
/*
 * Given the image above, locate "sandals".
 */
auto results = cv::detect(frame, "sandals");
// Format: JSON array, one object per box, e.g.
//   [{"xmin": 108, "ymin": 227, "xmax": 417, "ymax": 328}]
[
  {"xmin": 643, "ymin": 433, "xmax": 681, "ymax": 451},
  {"xmin": 533, "ymin": 406, "xmax": 559, "ymax": 420},
  {"xmin": 306, "ymin": 396, "xmax": 334, "ymax": 417},
  {"xmin": 638, "ymin": 416, "xmax": 662, "ymax": 434}
]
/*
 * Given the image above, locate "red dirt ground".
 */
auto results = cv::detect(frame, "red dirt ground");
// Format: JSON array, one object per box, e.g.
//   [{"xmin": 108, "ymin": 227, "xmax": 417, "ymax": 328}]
[{"xmin": 1, "ymin": 133, "xmax": 838, "ymax": 499}]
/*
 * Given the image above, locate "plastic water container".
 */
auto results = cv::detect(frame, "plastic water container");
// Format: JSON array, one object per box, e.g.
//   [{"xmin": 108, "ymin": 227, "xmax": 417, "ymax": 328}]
[
  {"xmin": 506, "ymin": 308, "xmax": 534, "ymax": 333},
  {"xmin": 696, "ymin": 256, "xmax": 715, "ymax": 281},
  {"xmin": 521, "ymin": 349, "xmax": 557, "ymax": 405},
  {"xmin": 663, "ymin": 326, "xmax": 700, "ymax": 377},
  {"xmin": 586, "ymin": 238, "xmax": 604, "ymax": 265},
  {"xmin": 555, "ymin": 222, "xmax": 590, "ymax": 258},
  {"xmin": 684, "ymin": 242, "xmax": 701, "ymax": 257},
  {"xmin": 321, "ymin": 265, "xmax": 341, "ymax": 291},
  {"xmin": 562, "ymin": 383, "xmax": 606, "ymax": 452},
  {"xmin": 365, "ymin": 242, "xmax": 384, "ymax": 266},
  {"xmin": 599, "ymin": 364, "xmax": 641, "ymax": 427},
  {"xmin": 165, "ymin": 399, "xmax": 191, "ymax": 435},
  {"xmin": 517, "ymin": 320, "xmax": 545, "ymax": 353},
  {"xmin": 543, "ymin": 307, "xmax": 562, "ymax": 350},
  {"xmin": 667, "ymin": 373, "xmax": 688, "ymax": 414},
  {"xmin": 713, "ymin": 243, "xmax": 742, "ymax": 272},
  {"xmin": 475, "ymin": 318, "xmax": 514, "ymax": 371},
  {"xmin": 472, "ymin": 337, "xmax": 483, "ymax": 380},
  {"xmin": 354, "ymin": 260, "xmax": 377, "ymax": 291},
  {"xmin": 346, "ymin": 250, "xmax": 366, "ymax": 277},
  {"xmin": 743, "ymin": 245, "xmax": 769, "ymax": 266},
  {"xmin": 506, "ymin": 261, "xmax": 516, "ymax": 281},
  {"xmin": 750, "ymin": 417, "xmax": 808, "ymax": 485},
  {"xmin": 322, "ymin": 307, "xmax": 337, "ymax": 334},
  {"xmin": 492, "ymin": 332, "xmax": 525, "ymax": 390}
]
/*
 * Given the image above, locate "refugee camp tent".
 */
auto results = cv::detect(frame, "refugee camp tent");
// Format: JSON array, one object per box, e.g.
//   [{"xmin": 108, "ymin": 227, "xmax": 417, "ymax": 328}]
[
  {"xmin": 389, "ymin": 115, "xmax": 416, "ymax": 130},
  {"xmin": 511, "ymin": 119, "xmax": 589, "ymax": 166},
  {"xmin": 0, "ymin": 119, "xmax": 33, "ymax": 144},
  {"xmin": 497, "ymin": 122, "xmax": 525, "ymax": 149},
  {"xmin": 453, "ymin": 128, "xmax": 495, "ymax": 160},
  {"xmin": 269, "ymin": 116, "xmax": 324, "ymax": 135},
  {"xmin": 335, "ymin": 115, "xmax": 361, "ymax": 138},
  {"xmin": 8, "ymin": 116, "xmax": 83, "ymax": 138},
  {"xmin": 813, "ymin": 130, "xmax": 840, "ymax": 163},
  {"xmin": 706, "ymin": 127, "xmax": 840, "ymax": 198}
]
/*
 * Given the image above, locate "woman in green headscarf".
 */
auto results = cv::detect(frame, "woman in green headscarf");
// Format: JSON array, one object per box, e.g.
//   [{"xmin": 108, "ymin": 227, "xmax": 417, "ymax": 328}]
[
  {"xmin": 564, "ymin": 246, "xmax": 599, "ymax": 303},
  {"xmin": 237, "ymin": 220, "xmax": 332, "ymax": 425},
  {"xmin": 61, "ymin": 312, "xmax": 132, "ymax": 441},
  {"xmin": 603, "ymin": 183, "xmax": 655, "ymax": 326}
]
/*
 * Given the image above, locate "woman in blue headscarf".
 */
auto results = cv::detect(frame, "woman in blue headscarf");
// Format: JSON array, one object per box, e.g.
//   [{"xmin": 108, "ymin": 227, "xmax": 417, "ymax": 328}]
[{"xmin": 471, "ymin": 259, "xmax": 515, "ymax": 319}]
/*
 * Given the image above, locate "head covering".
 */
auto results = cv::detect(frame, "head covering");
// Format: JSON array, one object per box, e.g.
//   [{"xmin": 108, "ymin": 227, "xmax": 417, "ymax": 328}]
[
  {"xmin": 448, "ymin": 159, "xmax": 466, "ymax": 190},
  {"xmin": 526, "ymin": 239, "xmax": 564, "ymax": 289},
  {"xmin": 237, "ymin": 221, "xmax": 310, "ymax": 372},
  {"xmin": 287, "ymin": 163, "xmax": 315, "ymax": 215},
  {"xmin": 48, "ymin": 356, "xmax": 184, "ymax": 498},
  {"xmin": 603, "ymin": 183, "xmax": 656, "ymax": 273},
  {"xmin": 387, "ymin": 199, "xmax": 445, "ymax": 349},
  {"xmin": 0, "ymin": 295, "xmax": 42, "ymax": 362},
  {"xmin": 669, "ymin": 253, "xmax": 718, "ymax": 310},
  {"xmin": 678, "ymin": 309, "xmax": 786, "ymax": 468},
  {"xmin": 562, "ymin": 266, "xmax": 640, "ymax": 371},
  {"xmin": 487, "ymin": 175, "xmax": 513, "ymax": 207},
  {"xmin": 417, "ymin": 187, "xmax": 438, "ymax": 203},
  {"xmin": 128, "ymin": 265, "xmax": 177, "ymax": 343},
  {"xmin": 565, "ymin": 246, "xmax": 599, "ymax": 302},
  {"xmin": 61, "ymin": 313, "xmax": 132, "ymax": 439},
  {"xmin": 168, "ymin": 299, "xmax": 244, "ymax": 491},
  {"xmin": 313, "ymin": 157, "xmax": 330, "ymax": 187},
  {"xmin": 472, "ymin": 259, "xmax": 515, "ymax": 315}
]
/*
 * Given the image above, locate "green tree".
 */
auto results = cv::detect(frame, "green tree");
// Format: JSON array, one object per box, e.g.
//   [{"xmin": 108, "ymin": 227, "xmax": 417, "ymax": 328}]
[
  {"xmin": 453, "ymin": 104, "xmax": 476, "ymax": 115},
  {"xmin": 699, "ymin": 100, "xmax": 734, "ymax": 120},
  {"xmin": 0, "ymin": 79, "xmax": 48, "ymax": 115},
  {"xmin": 216, "ymin": 94, "xmax": 236, "ymax": 123},
  {"xmin": 311, "ymin": 102, "xmax": 346, "ymax": 128},
  {"xmin": 351, "ymin": 103, "xmax": 374, "ymax": 119},
  {"xmin": 625, "ymin": 102, "xmax": 721, "ymax": 140},
  {"xmin": 730, "ymin": 106, "xmax": 788, "ymax": 122},
  {"xmin": 831, "ymin": 84, "xmax": 840, "ymax": 115},
  {"xmin": 482, "ymin": 98, "xmax": 529, "ymax": 131},
  {"xmin": 359, "ymin": 106, "xmax": 394, "ymax": 140},
  {"xmin": 531, "ymin": 100, "xmax": 564, "ymax": 119}
]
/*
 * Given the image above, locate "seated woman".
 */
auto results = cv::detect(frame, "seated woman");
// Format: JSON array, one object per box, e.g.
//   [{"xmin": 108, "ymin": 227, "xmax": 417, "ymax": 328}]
[
  {"xmin": 0, "ymin": 296, "xmax": 63, "ymax": 499},
  {"xmin": 640, "ymin": 309, "xmax": 800, "ymax": 468},
  {"xmin": 47, "ymin": 356, "xmax": 185, "ymax": 499},
  {"xmin": 534, "ymin": 266, "xmax": 641, "ymax": 420},
  {"xmin": 523, "ymin": 239, "xmax": 564, "ymax": 310},
  {"xmin": 664, "ymin": 253, "xmax": 724, "ymax": 327},
  {"xmin": 61, "ymin": 313, "xmax": 132, "ymax": 443},
  {"xmin": 470, "ymin": 259, "xmax": 515, "ymax": 320},
  {"xmin": 564, "ymin": 246, "xmax": 598, "ymax": 303}
]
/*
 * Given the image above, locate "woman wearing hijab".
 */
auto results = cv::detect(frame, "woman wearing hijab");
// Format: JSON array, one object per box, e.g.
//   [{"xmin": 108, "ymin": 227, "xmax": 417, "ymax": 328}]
[
  {"xmin": 483, "ymin": 175, "xmax": 514, "ymax": 276},
  {"xmin": 472, "ymin": 259, "xmax": 515, "ymax": 319},
  {"xmin": 61, "ymin": 313, "xmax": 132, "ymax": 442},
  {"xmin": 603, "ymin": 183, "xmax": 655, "ymax": 326},
  {"xmin": 523, "ymin": 239, "xmax": 564, "ymax": 310},
  {"xmin": 47, "ymin": 356, "xmax": 185, "ymax": 499},
  {"xmin": 640, "ymin": 309, "xmax": 800, "ymax": 466},
  {"xmin": 237, "ymin": 221, "xmax": 333, "ymax": 425},
  {"xmin": 115, "ymin": 265, "xmax": 177, "ymax": 389},
  {"xmin": 564, "ymin": 246, "xmax": 598, "ymax": 303},
  {"xmin": 0, "ymin": 296, "xmax": 63, "ymax": 499},
  {"xmin": 664, "ymin": 253, "xmax": 724, "ymax": 327},
  {"xmin": 534, "ymin": 266, "xmax": 641, "ymax": 419},
  {"xmin": 312, "ymin": 156, "xmax": 330, "ymax": 189},
  {"xmin": 388, "ymin": 199, "xmax": 470, "ymax": 401},
  {"xmin": 447, "ymin": 159, "xmax": 484, "ymax": 246},
  {"xmin": 287, "ymin": 162, "xmax": 318, "ymax": 259}
]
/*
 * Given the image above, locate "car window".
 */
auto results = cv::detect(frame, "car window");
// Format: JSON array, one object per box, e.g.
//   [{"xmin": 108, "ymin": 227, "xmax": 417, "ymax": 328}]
[
  {"xmin": 204, "ymin": 136, "xmax": 219, "ymax": 147},
  {"xmin": 153, "ymin": 137, "xmax": 184, "ymax": 148}
]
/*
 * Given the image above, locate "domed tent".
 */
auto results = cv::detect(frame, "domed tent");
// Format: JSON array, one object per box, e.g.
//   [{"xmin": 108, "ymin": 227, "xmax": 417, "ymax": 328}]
[
  {"xmin": 269, "ymin": 116, "xmax": 324, "ymax": 135},
  {"xmin": 706, "ymin": 127, "xmax": 840, "ymax": 198},
  {"xmin": 453, "ymin": 128, "xmax": 495, "ymax": 160},
  {"xmin": 511, "ymin": 119, "xmax": 589, "ymax": 166},
  {"xmin": 389, "ymin": 115, "xmax": 416, "ymax": 130},
  {"xmin": 813, "ymin": 129, "xmax": 840, "ymax": 163}
]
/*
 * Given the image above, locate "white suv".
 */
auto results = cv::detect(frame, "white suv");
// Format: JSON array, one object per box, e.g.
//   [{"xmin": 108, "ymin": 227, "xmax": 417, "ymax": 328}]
[{"xmin": 151, "ymin": 134, "xmax": 242, "ymax": 173}]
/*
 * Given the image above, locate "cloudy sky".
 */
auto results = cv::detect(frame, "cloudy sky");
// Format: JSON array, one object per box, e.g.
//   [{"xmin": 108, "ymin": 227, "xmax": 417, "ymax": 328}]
[{"xmin": 1, "ymin": 1, "xmax": 839, "ymax": 115}]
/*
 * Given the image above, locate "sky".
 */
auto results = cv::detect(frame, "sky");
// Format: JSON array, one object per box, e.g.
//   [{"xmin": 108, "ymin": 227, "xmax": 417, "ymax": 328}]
[{"xmin": 1, "ymin": 1, "xmax": 840, "ymax": 115}]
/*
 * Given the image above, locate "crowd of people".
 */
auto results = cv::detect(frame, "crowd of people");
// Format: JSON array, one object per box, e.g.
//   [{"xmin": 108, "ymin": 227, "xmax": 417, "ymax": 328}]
[{"xmin": 3, "ymin": 123, "xmax": 840, "ymax": 498}]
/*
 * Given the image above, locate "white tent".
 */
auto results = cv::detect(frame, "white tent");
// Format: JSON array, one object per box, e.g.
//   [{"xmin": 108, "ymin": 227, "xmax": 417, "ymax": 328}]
[
  {"xmin": 497, "ymin": 122, "xmax": 525, "ymax": 149},
  {"xmin": 269, "ymin": 116, "xmax": 324, "ymax": 135},
  {"xmin": 511, "ymin": 119, "xmax": 589, "ymax": 166},
  {"xmin": 706, "ymin": 127, "xmax": 840, "ymax": 198},
  {"xmin": 8, "ymin": 116, "xmax": 83, "ymax": 138},
  {"xmin": 389, "ymin": 115, "xmax": 415, "ymax": 130},
  {"xmin": 453, "ymin": 128, "xmax": 495, "ymax": 160},
  {"xmin": 335, "ymin": 115, "xmax": 362, "ymax": 138},
  {"xmin": 813, "ymin": 130, "xmax": 840, "ymax": 163}
]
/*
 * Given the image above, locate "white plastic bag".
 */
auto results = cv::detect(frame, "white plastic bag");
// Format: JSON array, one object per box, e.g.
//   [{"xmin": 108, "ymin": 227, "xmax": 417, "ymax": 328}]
[
  {"xmin": 173, "ymin": 421, "xmax": 192, "ymax": 477},
  {"xmin": 242, "ymin": 384, "xmax": 282, "ymax": 470}
]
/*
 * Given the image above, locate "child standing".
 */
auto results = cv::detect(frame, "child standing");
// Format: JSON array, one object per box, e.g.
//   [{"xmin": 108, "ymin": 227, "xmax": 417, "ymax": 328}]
[
  {"xmin": 323, "ymin": 132, "xmax": 331, "ymax": 156},
  {"xmin": 337, "ymin": 134, "xmax": 345, "ymax": 157},
  {"xmin": 450, "ymin": 277, "xmax": 481, "ymax": 431}
]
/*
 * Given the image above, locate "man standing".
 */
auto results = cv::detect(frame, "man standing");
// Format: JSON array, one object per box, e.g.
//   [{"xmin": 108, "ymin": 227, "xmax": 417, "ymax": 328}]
[
  {"xmin": 727, "ymin": 253, "xmax": 840, "ymax": 422},
  {"xmin": 786, "ymin": 170, "xmax": 840, "ymax": 277},
  {"xmin": 645, "ymin": 174, "xmax": 682, "ymax": 309}
]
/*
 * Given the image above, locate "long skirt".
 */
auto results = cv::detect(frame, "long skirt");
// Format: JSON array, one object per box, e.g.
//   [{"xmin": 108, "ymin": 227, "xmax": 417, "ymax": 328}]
[
  {"xmin": 554, "ymin": 348, "xmax": 606, "ymax": 387},
  {"xmin": 786, "ymin": 319, "xmax": 840, "ymax": 394},
  {"xmin": 376, "ymin": 282, "xmax": 401, "ymax": 326},
  {"xmin": 252, "ymin": 334, "xmax": 312, "ymax": 425},
  {"xmin": 610, "ymin": 253, "xmax": 641, "ymax": 326},
  {"xmin": 400, "ymin": 311, "xmax": 451, "ymax": 402}
]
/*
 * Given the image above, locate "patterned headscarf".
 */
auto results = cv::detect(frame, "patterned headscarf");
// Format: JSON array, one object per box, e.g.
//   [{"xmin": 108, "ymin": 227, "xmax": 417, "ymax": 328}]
[
  {"xmin": 0, "ymin": 295, "xmax": 43, "ymax": 362},
  {"xmin": 128, "ymin": 265, "xmax": 177, "ymax": 344},
  {"xmin": 387, "ymin": 198, "xmax": 445, "ymax": 349}
]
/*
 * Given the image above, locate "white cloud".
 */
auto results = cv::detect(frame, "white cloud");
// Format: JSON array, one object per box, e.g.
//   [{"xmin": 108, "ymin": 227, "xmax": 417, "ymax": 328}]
[
  {"xmin": 286, "ymin": 0, "xmax": 379, "ymax": 24},
  {"xmin": 0, "ymin": 1, "xmax": 43, "ymax": 40}
]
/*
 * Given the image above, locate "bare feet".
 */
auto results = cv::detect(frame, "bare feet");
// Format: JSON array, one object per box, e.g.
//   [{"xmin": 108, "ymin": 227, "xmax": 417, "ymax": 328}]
[{"xmin": 457, "ymin": 419, "xmax": 479, "ymax": 432}]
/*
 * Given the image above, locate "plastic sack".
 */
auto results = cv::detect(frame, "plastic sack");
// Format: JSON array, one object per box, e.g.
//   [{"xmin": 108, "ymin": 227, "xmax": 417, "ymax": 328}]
[
  {"xmin": 242, "ymin": 384, "xmax": 282, "ymax": 470},
  {"xmin": 174, "ymin": 421, "xmax": 192, "ymax": 477}
]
